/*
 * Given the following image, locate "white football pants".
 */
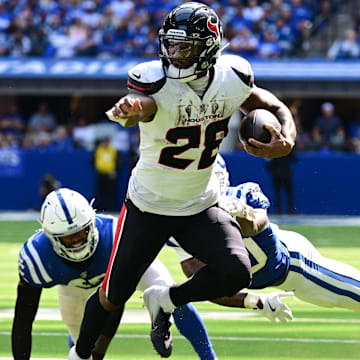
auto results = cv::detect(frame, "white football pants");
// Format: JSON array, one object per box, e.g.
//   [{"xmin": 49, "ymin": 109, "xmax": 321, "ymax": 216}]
[
  {"xmin": 57, "ymin": 258, "xmax": 174, "ymax": 342},
  {"xmin": 277, "ymin": 229, "xmax": 360, "ymax": 311}
]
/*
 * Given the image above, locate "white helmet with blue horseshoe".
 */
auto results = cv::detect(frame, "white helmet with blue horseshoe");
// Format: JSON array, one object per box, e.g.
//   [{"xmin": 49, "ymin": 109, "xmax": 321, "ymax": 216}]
[{"xmin": 40, "ymin": 188, "xmax": 99, "ymax": 262}]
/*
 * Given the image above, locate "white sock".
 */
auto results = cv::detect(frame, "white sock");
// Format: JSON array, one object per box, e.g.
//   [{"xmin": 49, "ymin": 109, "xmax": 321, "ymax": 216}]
[{"xmin": 159, "ymin": 286, "xmax": 175, "ymax": 313}]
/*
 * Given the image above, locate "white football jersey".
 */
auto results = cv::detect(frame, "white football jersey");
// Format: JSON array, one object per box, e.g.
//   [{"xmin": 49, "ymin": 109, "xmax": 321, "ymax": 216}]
[{"xmin": 127, "ymin": 54, "xmax": 254, "ymax": 215}]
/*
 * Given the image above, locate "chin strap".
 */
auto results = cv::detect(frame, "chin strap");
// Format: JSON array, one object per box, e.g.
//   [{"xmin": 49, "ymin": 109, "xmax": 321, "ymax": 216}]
[{"xmin": 167, "ymin": 63, "xmax": 198, "ymax": 82}]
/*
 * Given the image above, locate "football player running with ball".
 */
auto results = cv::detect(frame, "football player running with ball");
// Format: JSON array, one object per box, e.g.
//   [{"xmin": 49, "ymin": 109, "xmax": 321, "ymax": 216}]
[{"xmin": 69, "ymin": 2, "xmax": 296, "ymax": 359}]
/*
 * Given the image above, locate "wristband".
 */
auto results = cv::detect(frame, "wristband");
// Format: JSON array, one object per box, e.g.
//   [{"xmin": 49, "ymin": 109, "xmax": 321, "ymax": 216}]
[{"xmin": 244, "ymin": 293, "xmax": 260, "ymax": 309}]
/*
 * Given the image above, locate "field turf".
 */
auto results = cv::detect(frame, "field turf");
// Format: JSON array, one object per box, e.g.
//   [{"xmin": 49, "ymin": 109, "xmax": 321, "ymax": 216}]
[{"xmin": 0, "ymin": 221, "xmax": 359, "ymax": 359}]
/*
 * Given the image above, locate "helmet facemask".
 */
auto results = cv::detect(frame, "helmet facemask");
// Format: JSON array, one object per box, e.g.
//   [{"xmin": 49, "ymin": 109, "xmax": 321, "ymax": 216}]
[
  {"xmin": 160, "ymin": 31, "xmax": 211, "ymax": 82},
  {"xmin": 46, "ymin": 217, "xmax": 99, "ymax": 262}
]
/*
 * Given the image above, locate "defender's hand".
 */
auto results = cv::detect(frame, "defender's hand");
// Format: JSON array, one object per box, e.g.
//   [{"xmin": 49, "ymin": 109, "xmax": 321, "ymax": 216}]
[
  {"xmin": 257, "ymin": 291, "xmax": 294, "ymax": 323},
  {"xmin": 244, "ymin": 123, "xmax": 294, "ymax": 158},
  {"xmin": 218, "ymin": 195, "xmax": 247, "ymax": 218}
]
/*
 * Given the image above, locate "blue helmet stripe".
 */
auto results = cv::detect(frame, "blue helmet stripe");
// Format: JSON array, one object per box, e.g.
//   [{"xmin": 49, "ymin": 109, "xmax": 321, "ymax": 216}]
[{"xmin": 55, "ymin": 190, "xmax": 73, "ymax": 224}]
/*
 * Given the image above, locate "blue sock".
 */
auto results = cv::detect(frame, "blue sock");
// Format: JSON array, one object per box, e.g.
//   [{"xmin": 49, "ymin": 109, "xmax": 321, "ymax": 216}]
[
  {"xmin": 172, "ymin": 303, "xmax": 216, "ymax": 360},
  {"xmin": 68, "ymin": 334, "xmax": 74, "ymax": 348}
]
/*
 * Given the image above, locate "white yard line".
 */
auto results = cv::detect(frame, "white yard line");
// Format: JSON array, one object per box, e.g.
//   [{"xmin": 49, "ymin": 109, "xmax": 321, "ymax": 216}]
[
  {"xmin": 0, "ymin": 332, "xmax": 359, "ymax": 345},
  {"xmin": 0, "ymin": 308, "xmax": 257, "ymax": 323},
  {"xmin": 1, "ymin": 308, "xmax": 360, "ymax": 323}
]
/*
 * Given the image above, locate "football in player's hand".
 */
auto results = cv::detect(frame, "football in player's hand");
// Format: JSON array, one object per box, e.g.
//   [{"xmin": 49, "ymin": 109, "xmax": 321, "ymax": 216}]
[{"xmin": 239, "ymin": 109, "xmax": 281, "ymax": 144}]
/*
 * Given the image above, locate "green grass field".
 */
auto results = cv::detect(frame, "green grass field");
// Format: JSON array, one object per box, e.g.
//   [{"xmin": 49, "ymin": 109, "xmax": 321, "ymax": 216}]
[{"xmin": 0, "ymin": 221, "xmax": 359, "ymax": 359}]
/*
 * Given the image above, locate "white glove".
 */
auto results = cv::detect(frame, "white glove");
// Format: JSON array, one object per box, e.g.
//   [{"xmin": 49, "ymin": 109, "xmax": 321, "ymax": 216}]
[
  {"xmin": 218, "ymin": 195, "xmax": 247, "ymax": 218},
  {"xmin": 258, "ymin": 291, "xmax": 294, "ymax": 323},
  {"xmin": 245, "ymin": 291, "xmax": 294, "ymax": 323}
]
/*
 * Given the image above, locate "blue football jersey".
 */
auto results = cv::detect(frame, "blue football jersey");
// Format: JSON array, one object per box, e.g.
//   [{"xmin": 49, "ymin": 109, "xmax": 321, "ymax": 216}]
[
  {"xmin": 226, "ymin": 182, "xmax": 290, "ymax": 289},
  {"xmin": 166, "ymin": 182, "xmax": 290, "ymax": 289},
  {"xmin": 18, "ymin": 214, "xmax": 117, "ymax": 289}
]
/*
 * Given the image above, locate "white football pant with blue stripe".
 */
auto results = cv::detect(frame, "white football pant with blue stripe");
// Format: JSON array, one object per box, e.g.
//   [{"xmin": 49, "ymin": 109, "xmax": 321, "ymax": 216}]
[
  {"xmin": 277, "ymin": 229, "xmax": 360, "ymax": 311},
  {"xmin": 58, "ymin": 258, "xmax": 174, "ymax": 342}
]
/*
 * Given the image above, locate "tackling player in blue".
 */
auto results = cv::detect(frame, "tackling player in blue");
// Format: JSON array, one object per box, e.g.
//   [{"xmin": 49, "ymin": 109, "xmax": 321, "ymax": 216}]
[{"xmin": 168, "ymin": 155, "xmax": 360, "ymax": 315}]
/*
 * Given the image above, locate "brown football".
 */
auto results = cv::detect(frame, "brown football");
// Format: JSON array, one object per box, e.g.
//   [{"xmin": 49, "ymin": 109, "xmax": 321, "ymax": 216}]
[{"xmin": 239, "ymin": 109, "xmax": 281, "ymax": 144}]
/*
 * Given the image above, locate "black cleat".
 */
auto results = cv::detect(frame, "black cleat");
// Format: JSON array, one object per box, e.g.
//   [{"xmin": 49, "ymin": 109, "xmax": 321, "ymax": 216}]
[
  {"xmin": 144, "ymin": 285, "xmax": 173, "ymax": 357},
  {"xmin": 150, "ymin": 308, "xmax": 172, "ymax": 357}
]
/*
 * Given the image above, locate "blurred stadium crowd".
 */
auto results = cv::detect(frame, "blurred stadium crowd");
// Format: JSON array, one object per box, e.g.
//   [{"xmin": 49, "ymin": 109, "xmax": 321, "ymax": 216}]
[
  {"xmin": 0, "ymin": 0, "xmax": 336, "ymax": 59},
  {"xmin": 0, "ymin": 101, "xmax": 140, "ymax": 155},
  {"xmin": 1, "ymin": 99, "xmax": 360, "ymax": 154},
  {"xmin": 1, "ymin": 0, "xmax": 360, "ymax": 155}
]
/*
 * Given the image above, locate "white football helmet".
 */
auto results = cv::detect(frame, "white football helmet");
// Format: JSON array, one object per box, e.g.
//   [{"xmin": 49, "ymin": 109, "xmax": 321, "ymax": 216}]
[
  {"xmin": 214, "ymin": 154, "xmax": 229, "ymax": 195},
  {"xmin": 40, "ymin": 188, "xmax": 99, "ymax": 262}
]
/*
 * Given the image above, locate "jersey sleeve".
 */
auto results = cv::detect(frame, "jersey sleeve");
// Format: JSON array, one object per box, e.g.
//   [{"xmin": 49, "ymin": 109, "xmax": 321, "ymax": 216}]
[
  {"xmin": 18, "ymin": 234, "xmax": 55, "ymax": 288},
  {"xmin": 95, "ymin": 214, "xmax": 118, "ymax": 246},
  {"xmin": 127, "ymin": 60, "xmax": 166, "ymax": 95},
  {"xmin": 228, "ymin": 182, "xmax": 270, "ymax": 209},
  {"xmin": 222, "ymin": 54, "xmax": 254, "ymax": 88}
]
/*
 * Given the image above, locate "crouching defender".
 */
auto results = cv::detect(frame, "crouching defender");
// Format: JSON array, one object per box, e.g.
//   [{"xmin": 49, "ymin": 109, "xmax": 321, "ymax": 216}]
[{"xmin": 12, "ymin": 188, "xmax": 218, "ymax": 360}]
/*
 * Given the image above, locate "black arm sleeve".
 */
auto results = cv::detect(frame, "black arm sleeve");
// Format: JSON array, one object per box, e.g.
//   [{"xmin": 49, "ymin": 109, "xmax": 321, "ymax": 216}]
[{"xmin": 12, "ymin": 278, "xmax": 42, "ymax": 360}]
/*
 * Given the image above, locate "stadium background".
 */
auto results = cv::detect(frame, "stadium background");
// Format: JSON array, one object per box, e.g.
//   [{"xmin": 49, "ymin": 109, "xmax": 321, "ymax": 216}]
[
  {"xmin": 0, "ymin": 0, "xmax": 360, "ymax": 214},
  {"xmin": 1, "ymin": 1, "xmax": 360, "ymax": 360}
]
